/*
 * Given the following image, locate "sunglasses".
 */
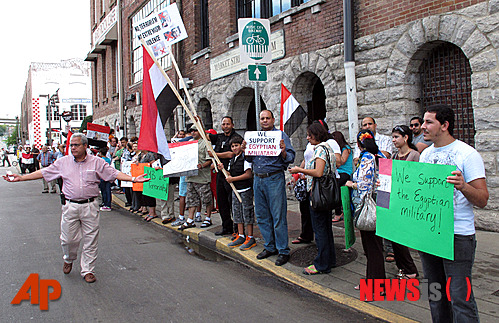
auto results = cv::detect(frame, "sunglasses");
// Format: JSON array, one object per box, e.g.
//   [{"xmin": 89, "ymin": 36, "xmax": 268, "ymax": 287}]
[
  {"xmin": 394, "ymin": 126, "xmax": 406, "ymax": 134},
  {"xmin": 409, "ymin": 123, "xmax": 420, "ymax": 127}
]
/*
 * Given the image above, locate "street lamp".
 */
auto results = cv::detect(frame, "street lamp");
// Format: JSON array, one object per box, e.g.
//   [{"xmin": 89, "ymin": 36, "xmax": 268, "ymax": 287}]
[{"xmin": 39, "ymin": 89, "xmax": 59, "ymax": 146}]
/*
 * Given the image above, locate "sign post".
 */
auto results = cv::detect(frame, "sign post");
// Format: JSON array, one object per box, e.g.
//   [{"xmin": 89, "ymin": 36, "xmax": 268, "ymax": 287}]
[{"xmin": 238, "ymin": 18, "xmax": 271, "ymax": 131}]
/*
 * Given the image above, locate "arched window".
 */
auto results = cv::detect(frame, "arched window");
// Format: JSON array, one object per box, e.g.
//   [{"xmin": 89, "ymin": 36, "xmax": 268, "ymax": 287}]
[{"xmin": 419, "ymin": 42, "xmax": 474, "ymax": 146}]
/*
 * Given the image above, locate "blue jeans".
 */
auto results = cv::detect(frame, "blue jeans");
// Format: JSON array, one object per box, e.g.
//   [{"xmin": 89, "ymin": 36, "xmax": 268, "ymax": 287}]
[
  {"xmin": 419, "ymin": 234, "xmax": 479, "ymax": 323},
  {"xmin": 253, "ymin": 172, "xmax": 289, "ymax": 255},
  {"xmin": 99, "ymin": 180, "xmax": 111, "ymax": 207},
  {"xmin": 309, "ymin": 206, "xmax": 336, "ymax": 272}
]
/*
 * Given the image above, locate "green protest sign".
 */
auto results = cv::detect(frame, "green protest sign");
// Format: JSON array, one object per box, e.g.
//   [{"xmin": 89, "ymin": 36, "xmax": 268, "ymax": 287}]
[
  {"xmin": 376, "ymin": 159, "xmax": 455, "ymax": 260},
  {"xmin": 142, "ymin": 166, "xmax": 169, "ymax": 200},
  {"xmin": 341, "ymin": 186, "xmax": 356, "ymax": 249}
]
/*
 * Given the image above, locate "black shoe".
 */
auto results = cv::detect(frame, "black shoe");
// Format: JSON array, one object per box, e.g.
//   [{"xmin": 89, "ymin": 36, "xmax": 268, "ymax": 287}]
[
  {"xmin": 256, "ymin": 249, "xmax": 278, "ymax": 260},
  {"xmin": 125, "ymin": 203, "xmax": 131, "ymax": 207},
  {"xmin": 275, "ymin": 254, "xmax": 290, "ymax": 266},
  {"xmin": 215, "ymin": 229, "xmax": 233, "ymax": 236}
]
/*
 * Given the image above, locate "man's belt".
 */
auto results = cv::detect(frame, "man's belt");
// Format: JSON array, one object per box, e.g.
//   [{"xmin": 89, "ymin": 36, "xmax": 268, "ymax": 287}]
[
  {"xmin": 67, "ymin": 197, "xmax": 96, "ymax": 204},
  {"xmin": 254, "ymin": 170, "xmax": 283, "ymax": 178}
]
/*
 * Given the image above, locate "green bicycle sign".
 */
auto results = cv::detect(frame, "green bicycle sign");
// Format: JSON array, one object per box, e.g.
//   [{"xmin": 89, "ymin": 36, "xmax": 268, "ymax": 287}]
[{"xmin": 238, "ymin": 18, "xmax": 272, "ymax": 64}]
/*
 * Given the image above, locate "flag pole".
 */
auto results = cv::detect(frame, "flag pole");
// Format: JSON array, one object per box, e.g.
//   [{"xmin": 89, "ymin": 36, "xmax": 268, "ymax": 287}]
[{"xmin": 140, "ymin": 40, "xmax": 242, "ymax": 202}]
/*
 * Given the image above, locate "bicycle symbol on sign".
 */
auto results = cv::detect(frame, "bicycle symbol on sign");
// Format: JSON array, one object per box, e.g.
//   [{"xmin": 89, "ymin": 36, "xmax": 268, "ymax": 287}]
[{"xmin": 246, "ymin": 35, "xmax": 266, "ymax": 45}]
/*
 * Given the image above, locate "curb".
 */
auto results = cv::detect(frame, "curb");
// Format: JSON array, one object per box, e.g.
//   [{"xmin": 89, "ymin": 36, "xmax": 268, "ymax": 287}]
[{"xmin": 112, "ymin": 194, "xmax": 417, "ymax": 323}]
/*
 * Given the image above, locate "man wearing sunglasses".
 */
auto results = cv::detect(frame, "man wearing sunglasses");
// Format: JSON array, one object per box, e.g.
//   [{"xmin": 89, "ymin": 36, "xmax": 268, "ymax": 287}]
[
  {"xmin": 410, "ymin": 116, "xmax": 432, "ymax": 153},
  {"xmin": 3, "ymin": 133, "xmax": 150, "ymax": 284}
]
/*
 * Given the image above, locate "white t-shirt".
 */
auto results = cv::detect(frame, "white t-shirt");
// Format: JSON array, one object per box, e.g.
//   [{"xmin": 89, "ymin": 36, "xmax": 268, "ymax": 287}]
[
  {"xmin": 420, "ymin": 140, "xmax": 485, "ymax": 235},
  {"xmin": 304, "ymin": 139, "xmax": 341, "ymax": 178},
  {"xmin": 354, "ymin": 133, "xmax": 395, "ymax": 158}
]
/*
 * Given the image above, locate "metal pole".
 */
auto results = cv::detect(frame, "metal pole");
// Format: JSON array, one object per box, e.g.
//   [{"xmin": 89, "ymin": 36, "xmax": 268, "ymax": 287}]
[
  {"xmin": 117, "ymin": 0, "xmax": 125, "ymax": 136},
  {"xmin": 254, "ymin": 80, "xmax": 261, "ymax": 131},
  {"xmin": 47, "ymin": 94, "xmax": 52, "ymax": 146}
]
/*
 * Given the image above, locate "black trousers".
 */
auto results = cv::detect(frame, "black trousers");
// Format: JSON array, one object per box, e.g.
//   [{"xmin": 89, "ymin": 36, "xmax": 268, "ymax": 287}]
[
  {"xmin": 392, "ymin": 242, "xmax": 419, "ymax": 276},
  {"xmin": 360, "ymin": 230, "xmax": 386, "ymax": 280},
  {"xmin": 216, "ymin": 173, "xmax": 234, "ymax": 232},
  {"xmin": 299, "ymin": 195, "xmax": 313, "ymax": 241}
]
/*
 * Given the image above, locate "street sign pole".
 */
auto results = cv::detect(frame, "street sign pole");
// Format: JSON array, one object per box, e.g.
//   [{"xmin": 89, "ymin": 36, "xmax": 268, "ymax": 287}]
[{"xmin": 254, "ymin": 73, "xmax": 261, "ymax": 131}]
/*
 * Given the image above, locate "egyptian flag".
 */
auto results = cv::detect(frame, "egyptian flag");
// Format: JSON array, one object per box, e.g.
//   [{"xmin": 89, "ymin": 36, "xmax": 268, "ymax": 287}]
[
  {"xmin": 138, "ymin": 47, "xmax": 179, "ymax": 160},
  {"xmin": 280, "ymin": 84, "xmax": 306, "ymax": 136},
  {"xmin": 86, "ymin": 123, "xmax": 110, "ymax": 148},
  {"xmin": 65, "ymin": 130, "xmax": 72, "ymax": 155}
]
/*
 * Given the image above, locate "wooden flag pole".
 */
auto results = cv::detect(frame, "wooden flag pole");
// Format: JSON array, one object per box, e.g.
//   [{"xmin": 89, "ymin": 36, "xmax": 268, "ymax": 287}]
[{"xmin": 140, "ymin": 40, "xmax": 242, "ymax": 202}]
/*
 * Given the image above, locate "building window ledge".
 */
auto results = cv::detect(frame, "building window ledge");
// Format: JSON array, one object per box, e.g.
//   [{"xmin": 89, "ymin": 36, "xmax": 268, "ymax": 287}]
[
  {"xmin": 226, "ymin": 0, "xmax": 325, "ymax": 45},
  {"xmin": 191, "ymin": 47, "xmax": 211, "ymax": 61}
]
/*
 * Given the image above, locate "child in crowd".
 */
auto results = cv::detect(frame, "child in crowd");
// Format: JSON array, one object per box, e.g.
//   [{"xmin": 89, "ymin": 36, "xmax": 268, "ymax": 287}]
[
  {"xmin": 98, "ymin": 146, "xmax": 112, "ymax": 211},
  {"xmin": 218, "ymin": 137, "xmax": 256, "ymax": 250}
]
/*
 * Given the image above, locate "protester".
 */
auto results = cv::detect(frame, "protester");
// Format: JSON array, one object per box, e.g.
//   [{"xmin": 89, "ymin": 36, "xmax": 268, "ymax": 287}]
[
  {"xmin": 1, "ymin": 148, "xmax": 11, "ymax": 167},
  {"xmin": 354, "ymin": 117, "xmax": 394, "ymax": 161},
  {"xmin": 97, "ymin": 146, "xmax": 113, "ymax": 211},
  {"xmin": 138, "ymin": 150, "xmax": 159, "ymax": 222},
  {"xmin": 410, "ymin": 116, "xmax": 432, "ymax": 153},
  {"xmin": 130, "ymin": 143, "xmax": 142, "ymax": 213},
  {"xmin": 32, "ymin": 145, "xmax": 40, "ymax": 171},
  {"xmin": 20, "ymin": 146, "xmax": 35, "ymax": 174},
  {"xmin": 346, "ymin": 130, "xmax": 386, "ymax": 292},
  {"xmin": 208, "ymin": 116, "xmax": 243, "ymax": 236},
  {"xmin": 121, "ymin": 142, "xmax": 134, "ymax": 207},
  {"xmin": 389, "ymin": 125, "xmax": 419, "ymax": 279},
  {"xmin": 331, "ymin": 131, "xmax": 353, "ymax": 222},
  {"xmin": 289, "ymin": 122, "xmax": 337, "ymax": 275},
  {"xmin": 37, "ymin": 145, "xmax": 57, "ymax": 193},
  {"xmin": 178, "ymin": 125, "xmax": 213, "ymax": 230},
  {"xmin": 3, "ymin": 133, "xmax": 149, "ymax": 283},
  {"xmin": 217, "ymin": 136, "xmax": 256, "ymax": 250},
  {"xmin": 419, "ymin": 104, "xmax": 488, "ymax": 321},
  {"xmin": 244, "ymin": 110, "xmax": 295, "ymax": 266}
]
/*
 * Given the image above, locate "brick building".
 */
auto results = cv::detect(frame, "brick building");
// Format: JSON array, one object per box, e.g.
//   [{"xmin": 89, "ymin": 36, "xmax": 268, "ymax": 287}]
[{"xmin": 86, "ymin": 0, "xmax": 499, "ymax": 230}]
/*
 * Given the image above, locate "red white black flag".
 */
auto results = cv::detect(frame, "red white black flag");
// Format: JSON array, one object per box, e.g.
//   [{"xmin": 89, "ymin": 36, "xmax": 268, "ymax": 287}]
[
  {"xmin": 280, "ymin": 83, "xmax": 306, "ymax": 136},
  {"xmin": 138, "ymin": 47, "xmax": 179, "ymax": 160}
]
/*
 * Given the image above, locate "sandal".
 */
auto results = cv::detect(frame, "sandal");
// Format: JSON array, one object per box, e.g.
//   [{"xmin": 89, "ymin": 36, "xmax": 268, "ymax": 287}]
[
  {"xmin": 200, "ymin": 219, "xmax": 212, "ymax": 228},
  {"xmin": 303, "ymin": 265, "xmax": 329, "ymax": 275},
  {"xmin": 146, "ymin": 215, "xmax": 158, "ymax": 222},
  {"xmin": 385, "ymin": 253, "xmax": 395, "ymax": 262},
  {"xmin": 332, "ymin": 214, "xmax": 344, "ymax": 222},
  {"xmin": 292, "ymin": 237, "xmax": 311, "ymax": 244}
]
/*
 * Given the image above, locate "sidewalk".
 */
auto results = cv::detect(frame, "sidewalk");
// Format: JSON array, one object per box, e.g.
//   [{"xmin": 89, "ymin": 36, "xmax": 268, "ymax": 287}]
[{"xmin": 111, "ymin": 192, "xmax": 499, "ymax": 323}]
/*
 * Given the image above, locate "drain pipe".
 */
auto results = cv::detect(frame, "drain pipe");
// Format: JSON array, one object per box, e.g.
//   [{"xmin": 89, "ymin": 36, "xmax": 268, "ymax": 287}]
[{"xmin": 343, "ymin": 0, "xmax": 358, "ymax": 143}]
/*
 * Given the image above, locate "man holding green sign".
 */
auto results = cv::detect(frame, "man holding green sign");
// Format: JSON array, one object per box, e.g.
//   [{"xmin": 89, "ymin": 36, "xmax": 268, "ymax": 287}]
[{"xmin": 418, "ymin": 105, "xmax": 488, "ymax": 322}]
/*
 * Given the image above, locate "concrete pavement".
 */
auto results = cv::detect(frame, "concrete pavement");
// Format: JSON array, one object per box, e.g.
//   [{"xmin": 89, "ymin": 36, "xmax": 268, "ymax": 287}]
[{"xmin": 112, "ymin": 192, "xmax": 499, "ymax": 323}]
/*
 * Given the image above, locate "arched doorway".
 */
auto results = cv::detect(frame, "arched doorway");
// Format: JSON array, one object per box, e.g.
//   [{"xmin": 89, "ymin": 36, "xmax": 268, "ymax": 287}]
[
  {"xmin": 419, "ymin": 42, "xmax": 474, "ymax": 146},
  {"xmin": 230, "ymin": 87, "xmax": 267, "ymax": 133},
  {"xmin": 198, "ymin": 98, "xmax": 213, "ymax": 130}
]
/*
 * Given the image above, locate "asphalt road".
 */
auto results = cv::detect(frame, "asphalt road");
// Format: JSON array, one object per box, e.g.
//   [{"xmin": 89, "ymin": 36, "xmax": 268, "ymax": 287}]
[{"xmin": 0, "ymin": 171, "xmax": 380, "ymax": 322}]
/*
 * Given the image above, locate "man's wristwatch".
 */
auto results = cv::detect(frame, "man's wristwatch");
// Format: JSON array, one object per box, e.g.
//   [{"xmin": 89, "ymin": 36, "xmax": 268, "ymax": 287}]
[{"xmin": 132, "ymin": 176, "xmax": 136, "ymax": 183}]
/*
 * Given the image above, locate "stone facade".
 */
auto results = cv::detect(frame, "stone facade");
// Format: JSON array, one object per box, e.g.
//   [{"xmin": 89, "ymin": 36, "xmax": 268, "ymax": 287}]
[{"xmin": 188, "ymin": 1, "xmax": 499, "ymax": 230}]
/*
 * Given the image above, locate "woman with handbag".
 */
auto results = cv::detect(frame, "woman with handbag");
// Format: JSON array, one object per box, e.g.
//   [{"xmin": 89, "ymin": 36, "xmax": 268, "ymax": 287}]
[
  {"xmin": 390, "ymin": 125, "xmax": 419, "ymax": 279},
  {"xmin": 346, "ymin": 129, "xmax": 385, "ymax": 289},
  {"xmin": 289, "ymin": 122, "xmax": 337, "ymax": 275}
]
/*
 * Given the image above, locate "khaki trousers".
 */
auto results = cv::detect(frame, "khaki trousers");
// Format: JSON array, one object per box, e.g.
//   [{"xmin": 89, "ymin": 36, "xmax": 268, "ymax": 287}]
[
  {"xmin": 157, "ymin": 182, "xmax": 175, "ymax": 219},
  {"xmin": 60, "ymin": 199, "xmax": 100, "ymax": 276}
]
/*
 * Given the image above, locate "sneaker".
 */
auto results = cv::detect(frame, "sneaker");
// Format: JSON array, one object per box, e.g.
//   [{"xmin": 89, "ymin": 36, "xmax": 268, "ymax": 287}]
[
  {"xmin": 195, "ymin": 214, "xmax": 202, "ymax": 222},
  {"xmin": 171, "ymin": 218, "xmax": 185, "ymax": 227},
  {"xmin": 100, "ymin": 206, "xmax": 111, "ymax": 212},
  {"xmin": 178, "ymin": 221, "xmax": 196, "ymax": 231},
  {"xmin": 239, "ymin": 237, "xmax": 257, "ymax": 250},
  {"xmin": 228, "ymin": 235, "xmax": 246, "ymax": 248}
]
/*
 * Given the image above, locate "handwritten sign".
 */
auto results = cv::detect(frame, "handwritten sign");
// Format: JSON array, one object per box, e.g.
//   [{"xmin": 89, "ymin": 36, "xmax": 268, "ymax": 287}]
[
  {"xmin": 120, "ymin": 161, "xmax": 133, "ymax": 188},
  {"xmin": 341, "ymin": 186, "xmax": 356, "ymax": 249},
  {"xmin": 376, "ymin": 159, "xmax": 455, "ymax": 260},
  {"xmin": 131, "ymin": 163, "xmax": 149, "ymax": 191},
  {"xmin": 143, "ymin": 167, "xmax": 169, "ymax": 200},
  {"xmin": 244, "ymin": 131, "xmax": 281, "ymax": 156}
]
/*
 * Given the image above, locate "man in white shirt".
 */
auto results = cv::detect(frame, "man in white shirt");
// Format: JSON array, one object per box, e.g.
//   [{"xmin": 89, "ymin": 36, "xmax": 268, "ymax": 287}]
[
  {"xmin": 419, "ymin": 104, "xmax": 488, "ymax": 322},
  {"xmin": 354, "ymin": 117, "xmax": 395, "ymax": 161}
]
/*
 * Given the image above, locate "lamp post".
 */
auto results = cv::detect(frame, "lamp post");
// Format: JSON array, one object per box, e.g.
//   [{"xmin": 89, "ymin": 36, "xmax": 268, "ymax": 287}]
[{"xmin": 39, "ymin": 89, "xmax": 59, "ymax": 146}]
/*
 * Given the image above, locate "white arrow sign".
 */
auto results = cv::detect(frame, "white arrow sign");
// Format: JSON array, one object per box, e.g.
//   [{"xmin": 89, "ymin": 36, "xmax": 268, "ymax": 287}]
[{"xmin": 254, "ymin": 67, "xmax": 261, "ymax": 80}]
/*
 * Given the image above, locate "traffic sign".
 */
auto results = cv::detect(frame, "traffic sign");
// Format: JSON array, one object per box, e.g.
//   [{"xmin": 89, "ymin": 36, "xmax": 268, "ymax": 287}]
[
  {"xmin": 61, "ymin": 111, "xmax": 73, "ymax": 123},
  {"xmin": 248, "ymin": 65, "xmax": 267, "ymax": 82},
  {"xmin": 238, "ymin": 18, "xmax": 271, "ymax": 64}
]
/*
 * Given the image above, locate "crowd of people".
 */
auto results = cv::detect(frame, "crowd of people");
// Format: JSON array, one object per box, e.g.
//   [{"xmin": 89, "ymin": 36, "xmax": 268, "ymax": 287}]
[{"xmin": 5, "ymin": 103, "xmax": 488, "ymax": 321}]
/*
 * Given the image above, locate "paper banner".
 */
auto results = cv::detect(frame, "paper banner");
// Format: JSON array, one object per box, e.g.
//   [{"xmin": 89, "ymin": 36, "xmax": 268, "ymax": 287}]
[
  {"xmin": 376, "ymin": 159, "xmax": 456, "ymax": 260},
  {"xmin": 163, "ymin": 141, "xmax": 199, "ymax": 177},
  {"xmin": 131, "ymin": 163, "xmax": 149, "ymax": 191},
  {"xmin": 120, "ymin": 160, "xmax": 133, "ymax": 188},
  {"xmin": 143, "ymin": 166, "xmax": 169, "ymax": 200},
  {"xmin": 341, "ymin": 186, "xmax": 356, "ymax": 249},
  {"xmin": 244, "ymin": 131, "xmax": 281, "ymax": 156}
]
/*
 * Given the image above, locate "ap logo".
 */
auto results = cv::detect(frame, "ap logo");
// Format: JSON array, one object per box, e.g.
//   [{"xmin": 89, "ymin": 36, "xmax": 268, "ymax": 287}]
[{"xmin": 11, "ymin": 273, "xmax": 62, "ymax": 311}]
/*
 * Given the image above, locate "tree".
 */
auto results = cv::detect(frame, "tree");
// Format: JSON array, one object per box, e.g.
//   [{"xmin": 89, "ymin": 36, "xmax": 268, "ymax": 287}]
[
  {"xmin": 0, "ymin": 125, "xmax": 6, "ymax": 137},
  {"xmin": 80, "ymin": 115, "xmax": 93, "ymax": 132},
  {"xmin": 4, "ymin": 124, "xmax": 18, "ymax": 146}
]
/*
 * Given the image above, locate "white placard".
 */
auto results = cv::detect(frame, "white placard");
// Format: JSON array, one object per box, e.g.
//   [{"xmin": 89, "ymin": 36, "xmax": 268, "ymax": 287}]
[
  {"xmin": 121, "ymin": 161, "xmax": 133, "ymax": 187},
  {"xmin": 163, "ymin": 141, "xmax": 199, "ymax": 177},
  {"xmin": 244, "ymin": 131, "xmax": 281, "ymax": 156}
]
